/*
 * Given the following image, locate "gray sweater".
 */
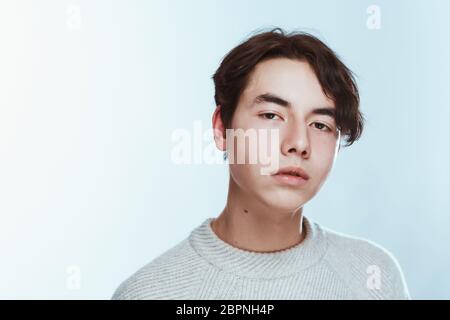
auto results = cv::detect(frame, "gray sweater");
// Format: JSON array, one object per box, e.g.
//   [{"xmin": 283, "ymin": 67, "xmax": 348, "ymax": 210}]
[{"xmin": 112, "ymin": 216, "xmax": 411, "ymax": 299}]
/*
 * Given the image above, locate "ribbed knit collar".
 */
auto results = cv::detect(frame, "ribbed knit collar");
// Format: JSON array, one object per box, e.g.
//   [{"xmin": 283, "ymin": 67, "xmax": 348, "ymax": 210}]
[{"xmin": 188, "ymin": 215, "xmax": 328, "ymax": 279}]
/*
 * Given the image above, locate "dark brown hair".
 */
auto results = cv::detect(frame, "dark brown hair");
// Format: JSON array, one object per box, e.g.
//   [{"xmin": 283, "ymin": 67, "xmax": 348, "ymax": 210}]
[{"xmin": 212, "ymin": 27, "xmax": 364, "ymax": 147}]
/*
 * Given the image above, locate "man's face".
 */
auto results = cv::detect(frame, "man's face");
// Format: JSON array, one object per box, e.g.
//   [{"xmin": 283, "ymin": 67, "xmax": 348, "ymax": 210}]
[{"xmin": 226, "ymin": 57, "xmax": 340, "ymax": 212}]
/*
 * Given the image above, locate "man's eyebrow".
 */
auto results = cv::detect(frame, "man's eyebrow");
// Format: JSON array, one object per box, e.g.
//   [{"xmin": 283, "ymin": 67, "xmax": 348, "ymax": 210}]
[
  {"xmin": 311, "ymin": 107, "xmax": 336, "ymax": 120},
  {"xmin": 253, "ymin": 92, "xmax": 336, "ymax": 119},
  {"xmin": 253, "ymin": 93, "xmax": 291, "ymax": 107}
]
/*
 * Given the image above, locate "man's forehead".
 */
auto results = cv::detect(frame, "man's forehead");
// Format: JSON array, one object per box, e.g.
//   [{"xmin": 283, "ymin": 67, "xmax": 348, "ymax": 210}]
[{"xmin": 244, "ymin": 61, "xmax": 334, "ymax": 107}]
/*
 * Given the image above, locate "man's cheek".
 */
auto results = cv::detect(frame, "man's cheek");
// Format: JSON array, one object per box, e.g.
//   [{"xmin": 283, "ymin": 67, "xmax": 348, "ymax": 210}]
[{"xmin": 258, "ymin": 128, "xmax": 280, "ymax": 176}]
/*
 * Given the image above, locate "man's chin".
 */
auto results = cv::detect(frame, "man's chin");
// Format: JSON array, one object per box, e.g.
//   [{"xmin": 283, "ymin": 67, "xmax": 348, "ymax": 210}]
[{"xmin": 261, "ymin": 196, "xmax": 308, "ymax": 215}]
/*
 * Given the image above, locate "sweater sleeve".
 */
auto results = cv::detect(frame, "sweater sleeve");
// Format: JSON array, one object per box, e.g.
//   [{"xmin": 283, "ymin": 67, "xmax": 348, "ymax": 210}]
[
  {"xmin": 388, "ymin": 250, "xmax": 411, "ymax": 299},
  {"xmin": 324, "ymin": 229, "xmax": 412, "ymax": 300}
]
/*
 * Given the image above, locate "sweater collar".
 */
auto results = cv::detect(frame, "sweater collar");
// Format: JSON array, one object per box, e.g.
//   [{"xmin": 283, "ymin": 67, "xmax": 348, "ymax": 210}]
[{"xmin": 189, "ymin": 215, "xmax": 328, "ymax": 279}]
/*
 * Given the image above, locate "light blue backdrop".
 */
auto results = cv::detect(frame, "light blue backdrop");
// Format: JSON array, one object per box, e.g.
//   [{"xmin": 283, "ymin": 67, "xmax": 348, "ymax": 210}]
[{"xmin": 0, "ymin": 0, "xmax": 448, "ymax": 299}]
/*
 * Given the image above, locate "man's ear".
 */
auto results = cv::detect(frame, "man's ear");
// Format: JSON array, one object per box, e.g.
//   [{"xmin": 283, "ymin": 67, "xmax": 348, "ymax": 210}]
[{"xmin": 212, "ymin": 105, "xmax": 226, "ymax": 152}]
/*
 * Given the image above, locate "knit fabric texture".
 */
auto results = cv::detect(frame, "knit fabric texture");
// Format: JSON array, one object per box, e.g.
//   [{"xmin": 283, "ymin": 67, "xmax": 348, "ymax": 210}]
[{"xmin": 112, "ymin": 216, "xmax": 410, "ymax": 300}]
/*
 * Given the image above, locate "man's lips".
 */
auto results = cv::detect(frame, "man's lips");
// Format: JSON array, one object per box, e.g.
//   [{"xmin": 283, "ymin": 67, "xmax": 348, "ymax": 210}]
[
  {"xmin": 271, "ymin": 166, "xmax": 310, "ymax": 187},
  {"xmin": 272, "ymin": 166, "xmax": 310, "ymax": 180}
]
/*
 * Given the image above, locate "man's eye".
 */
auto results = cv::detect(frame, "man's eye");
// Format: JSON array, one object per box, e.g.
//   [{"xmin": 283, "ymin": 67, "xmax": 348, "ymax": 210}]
[
  {"xmin": 313, "ymin": 122, "xmax": 331, "ymax": 131},
  {"xmin": 260, "ymin": 113, "xmax": 281, "ymax": 120}
]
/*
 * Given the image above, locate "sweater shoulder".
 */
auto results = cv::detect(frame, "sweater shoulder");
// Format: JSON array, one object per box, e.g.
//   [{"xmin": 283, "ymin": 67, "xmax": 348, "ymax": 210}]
[
  {"xmin": 111, "ymin": 237, "xmax": 205, "ymax": 300},
  {"xmin": 319, "ymin": 224, "xmax": 410, "ymax": 299},
  {"xmin": 322, "ymin": 225, "xmax": 399, "ymax": 263}
]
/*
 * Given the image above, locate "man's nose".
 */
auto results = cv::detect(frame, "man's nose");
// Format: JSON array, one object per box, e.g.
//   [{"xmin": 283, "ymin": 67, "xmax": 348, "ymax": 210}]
[{"xmin": 281, "ymin": 120, "xmax": 311, "ymax": 158}]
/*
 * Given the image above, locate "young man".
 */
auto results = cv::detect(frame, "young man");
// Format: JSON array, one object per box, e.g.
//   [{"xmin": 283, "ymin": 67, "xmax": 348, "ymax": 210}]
[{"xmin": 112, "ymin": 28, "xmax": 410, "ymax": 300}]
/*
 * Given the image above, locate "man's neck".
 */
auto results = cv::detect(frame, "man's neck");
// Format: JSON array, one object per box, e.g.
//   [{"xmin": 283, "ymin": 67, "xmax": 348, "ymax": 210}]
[{"xmin": 211, "ymin": 178, "xmax": 306, "ymax": 253}]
